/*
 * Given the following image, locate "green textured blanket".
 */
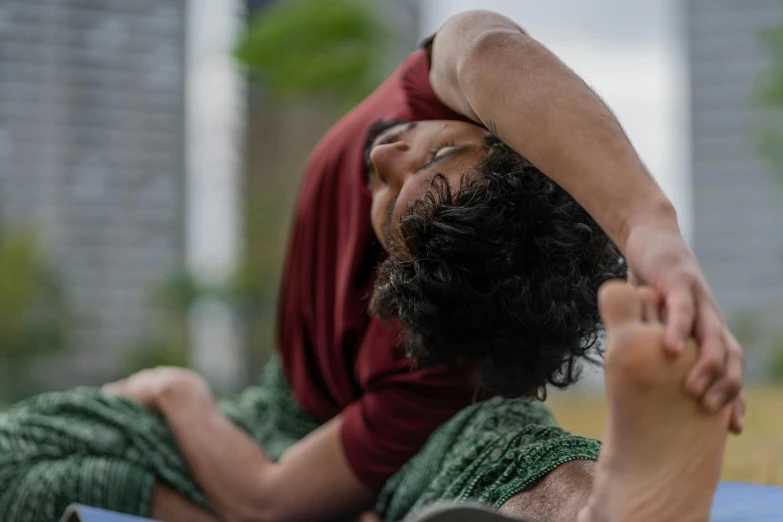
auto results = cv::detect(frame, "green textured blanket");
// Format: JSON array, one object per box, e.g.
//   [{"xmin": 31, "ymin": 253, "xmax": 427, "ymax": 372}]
[
  {"xmin": 0, "ymin": 361, "xmax": 600, "ymax": 522},
  {"xmin": 0, "ymin": 361, "xmax": 318, "ymax": 522}
]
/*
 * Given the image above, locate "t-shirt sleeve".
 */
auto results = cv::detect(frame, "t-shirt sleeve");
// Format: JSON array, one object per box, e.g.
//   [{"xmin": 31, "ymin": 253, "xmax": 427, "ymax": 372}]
[
  {"xmin": 340, "ymin": 363, "xmax": 475, "ymax": 491},
  {"xmin": 397, "ymin": 44, "xmax": 467, "ymax": 123}
]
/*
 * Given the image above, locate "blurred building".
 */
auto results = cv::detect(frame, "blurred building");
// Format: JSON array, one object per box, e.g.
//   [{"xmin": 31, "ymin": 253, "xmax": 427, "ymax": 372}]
[
  {"xmin": 686, "ymin": 0, "xmax": 783, "ymax": 377},
  {"xmin": 0, "ymin": 0, "xmax": 422, "ymax": 391},
  {"xmin": 0, "ymin": 1, "xmax": 187, "ymax": 386}
]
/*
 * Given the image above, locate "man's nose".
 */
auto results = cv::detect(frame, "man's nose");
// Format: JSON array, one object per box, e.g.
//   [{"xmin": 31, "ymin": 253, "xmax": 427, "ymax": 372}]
[{"xmin": 369, "ymin": 141, "xmax": 414, "ymax": 186}]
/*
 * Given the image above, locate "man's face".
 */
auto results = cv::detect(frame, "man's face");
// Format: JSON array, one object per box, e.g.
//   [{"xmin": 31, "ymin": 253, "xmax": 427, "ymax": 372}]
[{"xmin": 365, "ymin": 119, "xmax": 491, "ymax": 250}]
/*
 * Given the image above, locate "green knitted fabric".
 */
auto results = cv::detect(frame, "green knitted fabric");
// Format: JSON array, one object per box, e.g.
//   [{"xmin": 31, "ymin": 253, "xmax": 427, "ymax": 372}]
[
  {"xmin": 0, "ymin": 361, "xmax": 600, "ymax": 522},
  {"xmin": 0, "ymin": 360, "xmax": 319, "ymax": 522},
  {"xmin": 376, "ymin": 397, "xmax": 601, "ymax": 522}
]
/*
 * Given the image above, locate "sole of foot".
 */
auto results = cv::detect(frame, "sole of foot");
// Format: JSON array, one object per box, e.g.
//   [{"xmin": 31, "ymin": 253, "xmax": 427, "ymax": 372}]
[{"xmin": 578, "ymin": 281, "xmax": 732, "ymax": 522}]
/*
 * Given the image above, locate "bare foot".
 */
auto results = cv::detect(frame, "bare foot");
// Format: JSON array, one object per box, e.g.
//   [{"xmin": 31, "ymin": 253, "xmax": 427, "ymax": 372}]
[{"xmin": 579, "ymin": 281, "xmax": 732, "ymax": 522}]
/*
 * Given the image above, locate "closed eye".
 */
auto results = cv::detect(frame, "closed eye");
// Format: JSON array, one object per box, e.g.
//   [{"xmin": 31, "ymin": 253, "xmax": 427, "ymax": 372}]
[
  {"xmin": 435, "ymin": 145, "xmax": 459, "ymax": 158},
  {"xmin": 415, "ymin": 144, "xmax": 470, "ymax": 174}
]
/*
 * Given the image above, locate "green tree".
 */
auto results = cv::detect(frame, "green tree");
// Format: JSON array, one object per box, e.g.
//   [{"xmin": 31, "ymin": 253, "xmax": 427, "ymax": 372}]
[
  {"xmin": 758, "ymin": 3, "xmax": 783, "ymax": 381},
  {"xmin": 758, "ymin": 4, "xmax": 783, "ymax": 185},
  {"xmin": 235, "ymin": 0, "xmax": 389, "ymax": 108},
  {"xmin": 123, "ymin": 270, "xmax": 200, "ymax": 373},
  {"xmin": 0, "ymin": 230, "xmax": 70, "ymax": 400}
]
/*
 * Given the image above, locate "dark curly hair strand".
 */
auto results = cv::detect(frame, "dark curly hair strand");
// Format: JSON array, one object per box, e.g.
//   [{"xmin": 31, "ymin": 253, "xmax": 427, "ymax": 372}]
[{"xmin": 370, "ymin": 135, "xmax": 626, "ymax": 398}]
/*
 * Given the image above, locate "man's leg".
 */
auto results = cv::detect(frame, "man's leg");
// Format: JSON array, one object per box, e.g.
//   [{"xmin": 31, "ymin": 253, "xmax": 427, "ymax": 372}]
[
  {"xmin": 498, "ymin": 460, "xmax": 595, "ymax": 522},
  {"xmin": 498, "ymin": 282, "xmax": 731, "ymax": 522}
]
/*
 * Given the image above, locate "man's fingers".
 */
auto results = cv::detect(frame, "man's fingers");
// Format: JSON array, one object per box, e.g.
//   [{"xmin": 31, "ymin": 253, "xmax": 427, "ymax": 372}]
[
  {"xmin": 686, "ymin": 307, "xmax": 730, "ymax": 399},
  {"xmin": 663, "ymin": 285, "xmax": 695, "ymax": 354},
  {"xmin": 702, "ymin": 333, "xmax": 744, "ymax": 416},
  {"xmin": 729, "ymin": 394, "xmax": 746, "ymax": 434}
]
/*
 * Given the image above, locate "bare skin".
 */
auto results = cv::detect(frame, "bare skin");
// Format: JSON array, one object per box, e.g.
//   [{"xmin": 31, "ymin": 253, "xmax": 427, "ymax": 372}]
[
  {"xmin": 147, "ymin": 283, "xmax": 731, "ymax": 522},
  {"xmin": 110, "ymin": 9, "xmax": 742, "ymax": 521},
  {"xmin": 499, "ymin": 460, "xmax": 595, "ymax": 522},
  {"xmin": 367, "ymin": 119, "xmax": 491, "ymax": 250},
  {"xmin": 579, "ymin": 282, "xmax": 731, "ymax": 522},
  {"xmin": 497, "ymin": 282, "xmax": 731, "ymax": 522},
  {"xmin": 149, "ymin": 484, "xmax": 218, "ymax": 522},
  {"xmin": 431, "ymin": 11, "xmax": 744, "ymax": 426}
]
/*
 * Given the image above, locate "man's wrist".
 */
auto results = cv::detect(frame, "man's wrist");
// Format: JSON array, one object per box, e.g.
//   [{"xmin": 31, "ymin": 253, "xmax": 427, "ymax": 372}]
[
  {"xmin": 155, "ymin": 372, "xmax": 214, "ymax": 414},
  {"xmin": 619, "ymin": 196, "xmax": 680, "ymax": 252}
]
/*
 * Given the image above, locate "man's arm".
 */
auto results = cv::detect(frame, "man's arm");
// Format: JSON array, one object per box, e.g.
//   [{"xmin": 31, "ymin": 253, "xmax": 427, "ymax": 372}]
[
  {"xmin": 428, "ymin": 10, "xmax": 744, "ymax": 425},
  {"xmin": 429, "ymin": 10, "xmax": 672, "ymax": 250},
  {"xmin": 108, "ymin": 368, "xmax": 374, "ymax": 522},
  {"xmin": 158, "ymin": 379, "xmax": 373, "ymax": 522}
]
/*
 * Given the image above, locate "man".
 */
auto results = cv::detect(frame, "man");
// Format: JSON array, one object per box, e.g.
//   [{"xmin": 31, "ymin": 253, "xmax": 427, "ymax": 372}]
[
  {"xmin": 377, "ymin": 280, "xmax": 732, "ymax": 522},
  {"xmin": 0, "ymin": 9, "xmax": 742, "ymax": 522}
]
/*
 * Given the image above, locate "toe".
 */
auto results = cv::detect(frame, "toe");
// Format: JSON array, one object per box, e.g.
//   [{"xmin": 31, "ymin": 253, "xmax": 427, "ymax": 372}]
[{"xmin": 598, "ymin": 280, "xmax": 644, "ymax": 328}]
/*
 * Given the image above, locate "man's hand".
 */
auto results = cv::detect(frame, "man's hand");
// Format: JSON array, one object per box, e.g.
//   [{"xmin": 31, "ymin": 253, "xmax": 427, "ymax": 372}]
[
  {"xmin": 625, "ymin": 224, "xmax": 745, "ymax": 433},
  {"xmin": 104, "ymin": 367, "xmax": 211, "ymax": 410}
]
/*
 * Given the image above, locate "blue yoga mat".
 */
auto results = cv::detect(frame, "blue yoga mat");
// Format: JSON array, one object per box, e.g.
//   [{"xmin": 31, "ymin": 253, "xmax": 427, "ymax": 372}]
[
  {"xmin": 407, "ymin": 482, "xmax": 783, "ymax": 522},
  {"xmin": 711, "ymin": 482, "xmax": 783, "ymax": 521},
  {"xmin": 60, "ymin": 482, "xmax": 783, "ymax": 522}
]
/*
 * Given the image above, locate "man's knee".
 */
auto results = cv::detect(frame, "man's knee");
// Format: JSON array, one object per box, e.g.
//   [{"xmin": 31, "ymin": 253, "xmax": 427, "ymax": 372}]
[{"xmin": 498, "ymin": 459, "xmax": 595, "ymax": 522}]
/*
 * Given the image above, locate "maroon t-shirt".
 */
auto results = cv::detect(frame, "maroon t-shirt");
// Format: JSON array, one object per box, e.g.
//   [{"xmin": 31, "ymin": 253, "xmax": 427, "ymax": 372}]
[{"xmin": 276, "ymin": 47, "xmax": 475, "ymax": 491}]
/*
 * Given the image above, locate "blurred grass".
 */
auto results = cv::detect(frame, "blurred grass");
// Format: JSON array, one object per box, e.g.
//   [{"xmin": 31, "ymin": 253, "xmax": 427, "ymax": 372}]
[
  {"xmin": 2, "ymin": 388, "xmax": 780, "ymax": 486},
  {"xmin": 549, "ymin": 387, "xmax": 783, "ymax": 485}
]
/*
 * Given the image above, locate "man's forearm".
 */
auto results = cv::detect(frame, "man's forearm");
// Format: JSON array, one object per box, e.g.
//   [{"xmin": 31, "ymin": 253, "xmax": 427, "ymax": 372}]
[
  {"xmin": 156, "ymin": 381, "xmax": 277, "ymax": 522},
  {"xmin": 457, "ymin": 29, "xmax": 679, "ymax": 251},
  {"xmin": 156, "ymin": 379, "xmax": 374, "ymax": 522}
]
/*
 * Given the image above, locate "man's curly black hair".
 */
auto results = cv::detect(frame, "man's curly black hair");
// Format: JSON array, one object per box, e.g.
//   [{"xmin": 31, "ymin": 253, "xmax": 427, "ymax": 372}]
[{"xmin": 369, "ymin": 135, "xmax": 627, "ymax": 398}]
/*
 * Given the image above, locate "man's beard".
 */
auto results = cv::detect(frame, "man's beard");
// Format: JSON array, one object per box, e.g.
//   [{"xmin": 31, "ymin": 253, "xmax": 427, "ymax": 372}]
[{"xmin": 364, "ymin": 119, "xmax": 410, "ymax": 189}]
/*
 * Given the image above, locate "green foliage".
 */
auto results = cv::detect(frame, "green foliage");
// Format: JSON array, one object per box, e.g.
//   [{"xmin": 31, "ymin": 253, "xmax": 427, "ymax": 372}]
[
  {"xmin": 122, "ymin": 271, "xmax": 201, "ymax": 374},
  {"xmin": 730, "ymin": 309, "xmax": 764, "ymax": 349},
  {"xmin": 757, "ymin": 5, "xmax": 783, "ymax": 385},
  {"xmin": 758, "ymin": 18, "xmax": 783, "ymax": 106},
  {"xmin": 0, "ymin": 230, "xmax": 69, "ymax": 359},
  {"xmin": 768, "ymin": 335, "xmax": 783, "ymax": 383},
  {"xmin": 757, "ymin": 6, "xmax": 783, "ymax": 184},
  {"xmin": 0, "ymin": 229, "xmax": 70, "ymax": 400},
  {"xmin": 121, "ymin": 266, "xmax": 272, "ymax": 379},
  {"xmin": 757, "ymin": 129, "xmax": 783, "ymax": 182},
  {"xmin": 235, "ymin": 0, "xmax": 388, "ymax": 107},
  {"xmin": 124, "ymin": 337, "xmax": 188, "ymax": 374}
]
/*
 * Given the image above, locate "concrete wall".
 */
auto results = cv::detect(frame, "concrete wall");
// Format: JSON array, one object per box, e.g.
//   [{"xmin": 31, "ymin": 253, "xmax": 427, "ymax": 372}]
[
  {"xmin": 686, "ymin": 0, "xmax": 783, "ymax": 378},
  {"xmin": 0, "ymin": 0, "xmax": 187, "ymax": 385}
]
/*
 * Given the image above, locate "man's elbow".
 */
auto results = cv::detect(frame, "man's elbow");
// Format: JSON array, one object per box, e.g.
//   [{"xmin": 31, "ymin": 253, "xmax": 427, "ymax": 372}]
[
  {"xmin": 443, "ymin": 9, "xmax": 526, "ymax": 38},
  {"xmin": 457, "ymin": 29, "xmax": 537, "ymax": 88}
]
